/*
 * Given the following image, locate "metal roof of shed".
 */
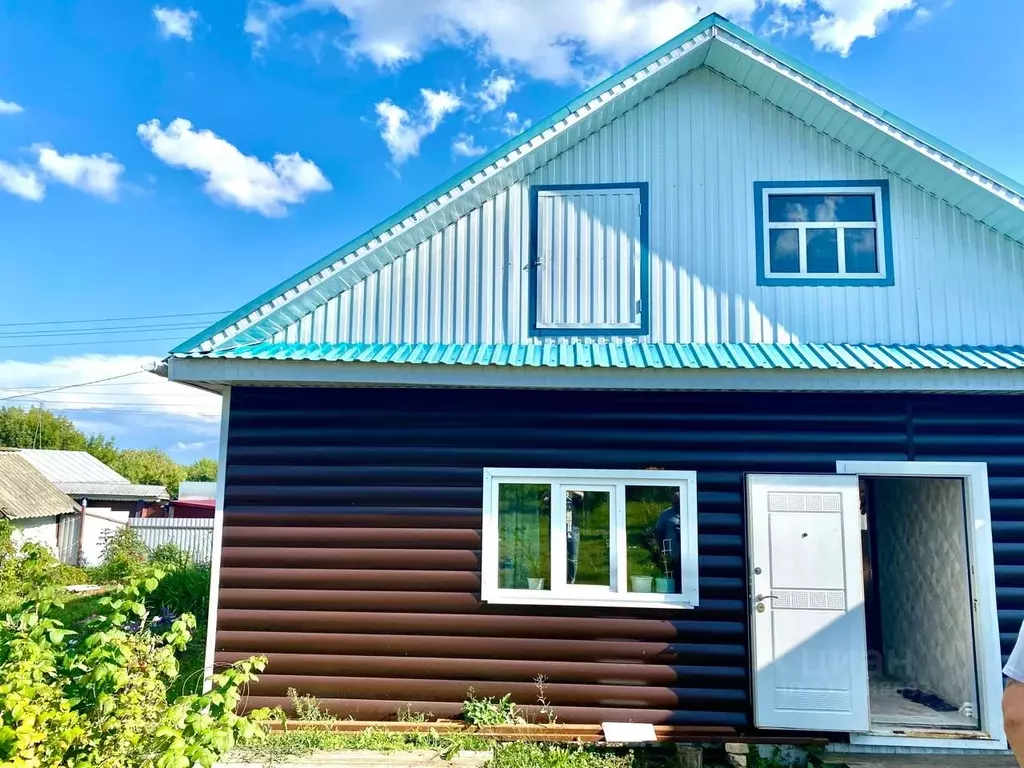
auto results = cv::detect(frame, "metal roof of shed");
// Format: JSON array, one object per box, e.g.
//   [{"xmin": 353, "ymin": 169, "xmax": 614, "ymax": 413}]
[
  {"xmin": 56, "ymin": 481, "xmax": 169, "ymax": 501},
  {"xmin": 171, "ymin": 13, "xmax": 1024, "ymax": 359},
  {"xmin": 0, "ymin": 453, "xmax": 81, "ymax": 521},
  {"xmin": 16, "ymin": 449, "xmax": 129, "ymax": 484}
]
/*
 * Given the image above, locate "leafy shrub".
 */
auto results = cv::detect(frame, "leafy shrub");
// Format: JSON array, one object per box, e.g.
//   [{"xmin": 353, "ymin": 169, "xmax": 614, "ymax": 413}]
[
  {"xmin": 149, "ymin": 563, "xmax": 211, "ymax": 623},
  {"xmin": 149, "ymin": 542, "xmax": 193, "ymax": 571},
  {"xmin": 287, "ymin": 686, "xmax": 335, "ymax": 722},
  {"xmin": 461, "ymin": 690, "xmax": 524, "ymax": 726},
  {"xmin": 0, "ymin": 570, "xmax": 268, "ymax": 768},
  {"xmin": 94, "ymin": 526, "xmax": 149, "ymax": 582}
]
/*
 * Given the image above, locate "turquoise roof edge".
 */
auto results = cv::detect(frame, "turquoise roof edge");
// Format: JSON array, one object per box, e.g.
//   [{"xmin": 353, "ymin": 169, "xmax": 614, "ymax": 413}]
[
  {"xmin": 171, "ymin": 12, "xmax": 1024, "ymax": 357},
  {"xmin": 172, "ymin": 341, "xmax": 1024, "ymax": 372}
]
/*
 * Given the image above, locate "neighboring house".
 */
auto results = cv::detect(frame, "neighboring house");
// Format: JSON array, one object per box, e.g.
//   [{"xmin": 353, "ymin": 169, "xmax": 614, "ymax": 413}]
[
  {"xmin": 15, "ymin": 449, "xmax": 169, "ymax": 564},
  {"xmin": 178, "ymin": 481, "xmax": 216, "ymax": 500},
  {"xmin": 166, "ymin": 14, "xmax": 1024, "ymax": 754},
  {"xmin": 0, "ymin": 453, "xmax": 80, "ymax": 555}
]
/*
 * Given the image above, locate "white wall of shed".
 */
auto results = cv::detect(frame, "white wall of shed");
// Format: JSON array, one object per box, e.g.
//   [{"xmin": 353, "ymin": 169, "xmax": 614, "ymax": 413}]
[
  {"xmin": 80, "ymin": 508, "xmax": 129, "ymax": 567},
  {"xmin": 271, "ymin": 67, "xmax": 1024, "ymax": 348},
  {"xmin": 11, "ymin": 516, "xmax": 59, "ymax": 552}
]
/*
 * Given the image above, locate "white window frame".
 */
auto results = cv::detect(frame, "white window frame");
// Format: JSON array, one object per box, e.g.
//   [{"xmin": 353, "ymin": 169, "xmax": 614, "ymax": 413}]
[
  {"xmin": 759, "ymin": 184, "xmax": 888, "ymax": 282},
  {"xmin": 481, "ymin": 468, "xmax": 699, "ymax": 609}
]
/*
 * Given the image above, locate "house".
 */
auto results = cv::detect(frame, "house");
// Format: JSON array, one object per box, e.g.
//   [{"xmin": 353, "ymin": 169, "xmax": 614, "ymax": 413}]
[
  {"xmin": 0, "ymin": 453, "xmax": 81, "ymax": 556},
  {"xmin": 15, "ymin": 449, "xmax": 169, "ymax": 564},
  {"xmin": 165, "ymin": 13, "xmax": 1024, "ymax": 755}
]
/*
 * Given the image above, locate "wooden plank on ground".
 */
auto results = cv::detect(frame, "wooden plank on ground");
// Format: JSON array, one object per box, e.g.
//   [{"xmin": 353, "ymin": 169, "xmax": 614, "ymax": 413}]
[{"xmin": 218, "ymin": 750, "xmax": 492, "ymax": 767}]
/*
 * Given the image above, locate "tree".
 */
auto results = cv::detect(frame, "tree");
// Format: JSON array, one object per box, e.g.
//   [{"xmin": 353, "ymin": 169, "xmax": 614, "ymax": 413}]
[
  {"xmin": 0, "ymin": 406, "xmax": 91, "ymax": 451},
  {"xmin": 185, "ymin": 457, "xmax": 218, "ymax": 482},
  {"xmin": 112, "ymin": 449, "xmax": 188, "ymax": 499}
]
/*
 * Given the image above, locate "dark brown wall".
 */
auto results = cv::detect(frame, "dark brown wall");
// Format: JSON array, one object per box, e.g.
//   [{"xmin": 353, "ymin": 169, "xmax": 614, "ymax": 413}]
[{"xmin": 215, "ymin": 386, "xmax": 1024, "ymax": 731}]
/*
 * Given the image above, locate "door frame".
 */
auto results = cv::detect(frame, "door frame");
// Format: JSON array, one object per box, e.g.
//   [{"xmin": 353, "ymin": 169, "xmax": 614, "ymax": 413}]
[{"xmin": 835, "ymin": 461, "xmax": 1006, "ymax": 751}]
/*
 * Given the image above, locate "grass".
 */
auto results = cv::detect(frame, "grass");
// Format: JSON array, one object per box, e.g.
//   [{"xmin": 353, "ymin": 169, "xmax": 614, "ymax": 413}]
[{"xmin": 231, "ymin": 729, "xmax": 690, "ymax": 768}]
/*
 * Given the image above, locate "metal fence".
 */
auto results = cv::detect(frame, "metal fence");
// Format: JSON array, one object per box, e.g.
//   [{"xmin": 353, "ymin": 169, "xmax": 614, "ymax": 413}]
[{"xmin": 128, "ymin": 517, "xmax": 215, "ymax": 564}]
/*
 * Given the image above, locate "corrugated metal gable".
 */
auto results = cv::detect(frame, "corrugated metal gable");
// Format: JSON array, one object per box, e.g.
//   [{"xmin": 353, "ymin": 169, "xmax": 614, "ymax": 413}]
[
  {"xmin": 17, "ymin": 449, "xmax": 130, "ymax": 484},
  {"xmin": 250, "ymin": 68, "xmax": 1024, "ymax": 349},
  {"xmin": 170, "ymin": 15, "xmax": 1024, "ymax": 359}
]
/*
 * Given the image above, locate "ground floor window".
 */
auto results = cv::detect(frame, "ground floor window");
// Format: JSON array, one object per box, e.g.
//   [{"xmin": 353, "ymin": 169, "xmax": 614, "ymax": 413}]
[{"xmin": 481, "ymin": 468, "xmax": 698, "ymax": 608}]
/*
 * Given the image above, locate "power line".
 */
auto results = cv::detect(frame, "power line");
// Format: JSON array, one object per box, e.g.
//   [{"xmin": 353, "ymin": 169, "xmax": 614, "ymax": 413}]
[
  {"xmin": 0, "ymin": 369, "xmax": 153, "ymax": 402},
  {"xmin": 4, "ymin": 398, "xmax": 211, "ymax": 407},
  {"xmin": 0, "ymin": 336, "xmax": 186, "ymax": 350},
  {"xmin": 0, "ymin": 310, "xmax": 228, "ymax": 329},
  {"xmin": 0, "ymin": 322, "xmax": 210, "ymax": 340}
]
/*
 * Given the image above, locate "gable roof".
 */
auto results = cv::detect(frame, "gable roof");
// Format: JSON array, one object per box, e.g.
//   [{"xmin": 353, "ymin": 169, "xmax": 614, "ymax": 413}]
[
  {"xmin": 15, "ymin": 449, "xmax": 169, "ymax": 501},
  {"xmin": 172, "ymin": 13, "xmax": 1024, "ymax": 358},
  {"xmin": 17, "ymin": 449, "xmax": 129, "ymax": 484},
  {"xmin": 0, "ymin": 453, "xmax": 81, "ymax": 521}
]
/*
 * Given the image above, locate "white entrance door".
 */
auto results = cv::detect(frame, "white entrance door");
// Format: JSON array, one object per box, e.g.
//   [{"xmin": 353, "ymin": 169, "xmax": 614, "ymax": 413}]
[{"xmin": 747, "ymin": 474, "xmax": 869, "ymax": 732}]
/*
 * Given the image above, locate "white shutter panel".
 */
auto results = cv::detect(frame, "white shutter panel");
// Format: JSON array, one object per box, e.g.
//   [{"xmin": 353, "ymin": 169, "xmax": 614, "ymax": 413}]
[
  {"xmin": 747, "ymin": 474, "xmax": 870, "ymax": 732},
  {"xmin": 535, "ymin": 188, "xmax": 641, "ymax": 331}
]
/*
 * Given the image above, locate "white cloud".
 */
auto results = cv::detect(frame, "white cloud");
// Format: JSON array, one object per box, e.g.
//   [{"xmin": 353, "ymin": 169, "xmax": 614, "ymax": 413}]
[
  {"xmin": 137, "ymin": 117, "xmax": 332, "ymax": 216},
  {"xmin": 0, "ymin": 162, "xmax": 44, "ymax": 201},
  {"xmin": 171, "ymin": 440, "xmax": 211, "ymax": 452},
  {"xmin": 452, "ymin": 133, "xmax": 486, "ymax": 158},
  {"xmin": 153, "ymin": 6, "xmax": 200, "ymax": 40},
  {"xmin": 501, "ymin": 111, "xmax": 532, "ymax": 137},
  {"xmin": 249, "ymin": 0, "xmax": 929, "ymax": 78},
  {"xmin": 35, "ymin": 146, "xmax": 124, "ymax": 200},
  {"xmin": 0, "ymin": 99, "xmax": 23, "ymax": 115},
  {"xmin": 375, "ymin": 89, "xmax": 461, "ymax": 165},
  {"xmin": 808, "ymin": 0, "xmax": 916, "ymax": 56},
  {"xmin": 478, "ymin": 74, "xmax": 516, "ymax": 112}
]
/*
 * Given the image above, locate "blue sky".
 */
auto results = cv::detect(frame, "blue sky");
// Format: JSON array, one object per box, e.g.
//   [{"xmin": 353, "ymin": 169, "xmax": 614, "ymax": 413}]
[{"xmin": 0, "ymin": 0, "xmax": 1021, "ymax": 461}]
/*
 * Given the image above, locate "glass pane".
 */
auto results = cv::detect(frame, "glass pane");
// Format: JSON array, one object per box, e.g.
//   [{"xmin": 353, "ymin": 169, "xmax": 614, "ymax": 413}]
[
  {"xmin": 625, "ymin": 486, "xmax": 681, "ymax": 594},
  {"xmin": 565, "ymin": 489, "xmax": 611, "ymax": 586},
  {"xmin": 768, "ymin": 229, "xmax": 799, "ymax": 273},
  {"xmin": 845, "ymin": 228, "xmax": 879, "ymax": 274},
  {"xmin": 768, "ymin": 194, "xmax": 875, "ymax": 223},
  {"xmin": 806, "ymin": 228, "xmax": 839, "ymax": 273},
  {"xmin": 497, "ymin": 484, "xmax": 550, "ymax": 590}
]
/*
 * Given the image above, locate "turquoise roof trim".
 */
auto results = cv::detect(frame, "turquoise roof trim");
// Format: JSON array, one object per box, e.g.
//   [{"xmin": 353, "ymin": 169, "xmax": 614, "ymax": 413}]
[
  {"xmin": 172, "ymin": 341, "xmax": 1024, "ymax": 372},
  {"xmin": 172, "ymin": 12, "xmax": 1024, "ymax": 357}
]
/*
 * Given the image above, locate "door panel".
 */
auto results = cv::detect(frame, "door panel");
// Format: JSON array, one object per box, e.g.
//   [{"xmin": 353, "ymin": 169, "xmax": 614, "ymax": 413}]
[{"xmin": 747, "ymin": 474, "xmax": 869, "ymax": 732}]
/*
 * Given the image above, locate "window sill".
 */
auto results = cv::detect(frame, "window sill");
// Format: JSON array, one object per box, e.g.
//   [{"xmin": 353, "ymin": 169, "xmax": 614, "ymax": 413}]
[
  {"xmin": 757, "ymin": 274, "xmax": 893, "ymax": 287},
  {"xmin": 482, "ymin": 591, "xmax": 697, "ymax": 610}
]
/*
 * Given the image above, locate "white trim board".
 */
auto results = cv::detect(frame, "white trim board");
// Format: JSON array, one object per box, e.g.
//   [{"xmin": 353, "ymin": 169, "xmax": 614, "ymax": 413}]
[
  {"xmin": 168, "ymin": 357, "xmax": 1024, "ymax": 393},
  {"xmin": 202, "ymin": 387, "xmax": 231, "ymax": 693},
  {"xmin": 835, "ymin": 460, "xmax": 1007, "ymax": 752}
]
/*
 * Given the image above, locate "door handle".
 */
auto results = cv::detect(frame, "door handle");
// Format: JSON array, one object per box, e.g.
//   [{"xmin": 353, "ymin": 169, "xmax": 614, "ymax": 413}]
[{"xmin": 756, "ymin": 594, "xmax": 778, "ymax": 601}]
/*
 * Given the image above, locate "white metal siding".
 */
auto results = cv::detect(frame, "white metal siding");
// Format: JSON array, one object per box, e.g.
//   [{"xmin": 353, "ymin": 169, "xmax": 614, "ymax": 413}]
[
  {"xmin": 272, "ymin": 67, "xmax": 1024, "ymax": 347},
  {"xmin": 129, "ymin": 517, "xmax": 214, "ymax": 564},
  {"xmin": 536, "ymin": 188, "xmax": 641, "ymax": 329}
]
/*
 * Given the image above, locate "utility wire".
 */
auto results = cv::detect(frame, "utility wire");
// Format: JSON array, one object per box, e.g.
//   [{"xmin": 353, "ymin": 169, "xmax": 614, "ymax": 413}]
[
  {"xmin": 0, "ymin": 311, "xmax": 228, "ymax": 329},
  {"xmin": 0, "ymin": 336, "xmax": 186, "ymax": 350},
  {"xmin": 0, "ymin": 369, "xmax": 154, "ymax": 402},
  {"xmin": 0, "ymin": 322, "xmax": 210, "ymax": 340}
]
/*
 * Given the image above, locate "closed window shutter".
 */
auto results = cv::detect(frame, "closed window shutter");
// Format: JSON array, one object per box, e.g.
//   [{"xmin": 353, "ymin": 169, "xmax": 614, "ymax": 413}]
[{"xmin": 535, "ymin": 187, "xmax": 642, "ymax": 330}]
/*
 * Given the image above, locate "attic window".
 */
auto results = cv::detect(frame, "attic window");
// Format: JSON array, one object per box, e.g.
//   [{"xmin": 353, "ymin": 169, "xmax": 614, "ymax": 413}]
[
  {"xmin": 755, "ymin": 181, "xmax": 894, "ymax": 286},
  {"xmin": 529, "ymin": 183, "xmax": 649, "ymax": 337}
]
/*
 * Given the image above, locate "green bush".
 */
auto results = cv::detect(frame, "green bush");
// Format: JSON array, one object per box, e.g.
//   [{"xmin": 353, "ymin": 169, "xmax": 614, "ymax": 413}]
[
  {"xmin": 149, "ymin": 542, "xmax": 193, "ymax": 571},
  {"xmin": 461, "ymin": 691, "xmax": 524, "ymax": 726},
  {"xmin": 93, "ymin": 527, "xmax": 149, "ymax": 582},
  {"xmin": 0, "ymin": 570, "xmax": 268, "ymax": 767},
  {"xmin": 149, "ymin": 563, "xmax": 211, "ymax": 623}
]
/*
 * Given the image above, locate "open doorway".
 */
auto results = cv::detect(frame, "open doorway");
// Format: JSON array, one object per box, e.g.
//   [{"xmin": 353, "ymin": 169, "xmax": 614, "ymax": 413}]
[{"xmin": 860, "ymin": 475, "xmax": 980, "ymax": 732}]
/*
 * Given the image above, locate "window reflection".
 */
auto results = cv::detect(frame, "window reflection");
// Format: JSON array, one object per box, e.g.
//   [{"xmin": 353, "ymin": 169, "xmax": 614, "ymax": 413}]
[
  {"xmin": 625, "ymin": 486, "xmax": 681, "ymax": 594},
  {"xmin": 565, "ymin": 489, "xmax": 611, "ymax": 586},
  {"xmin": 498, "ymin": 484, "xmax": 550, "ymax": 590}
]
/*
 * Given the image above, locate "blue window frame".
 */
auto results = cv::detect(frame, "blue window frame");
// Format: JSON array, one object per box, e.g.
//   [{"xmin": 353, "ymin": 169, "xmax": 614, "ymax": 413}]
[
  {"xmin": 754, "ymin": 180, "xmax": 895, "ymax": 287},
  {"xmin": 529, "ymin": 182, "xmax": 650, "ymax": 337}
]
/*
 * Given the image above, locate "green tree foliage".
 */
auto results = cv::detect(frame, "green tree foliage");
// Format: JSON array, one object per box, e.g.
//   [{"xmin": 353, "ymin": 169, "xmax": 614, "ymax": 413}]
[
  {"xmin": 185, "ymin": 457, "xmax": 218, "ymax": 482},
  {"xmin": 112, "ymin": 449, "xmax": 189, "ymax": 499},
  {"xmin": 0, "ymin": 405, "xmax": 110, "ymax": 452}
]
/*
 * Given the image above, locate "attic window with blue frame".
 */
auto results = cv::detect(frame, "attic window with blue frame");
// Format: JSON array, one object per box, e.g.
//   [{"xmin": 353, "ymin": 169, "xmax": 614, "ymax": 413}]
[
  {"xmin": 480, "ymin": 469, "xmax": 699, "ymax": 609},
  {"xmin": 755, "ymin": 180, "xmax": 894, "ymax": 286}
]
